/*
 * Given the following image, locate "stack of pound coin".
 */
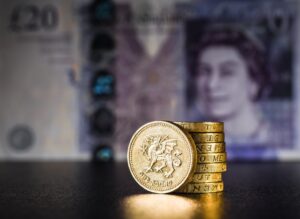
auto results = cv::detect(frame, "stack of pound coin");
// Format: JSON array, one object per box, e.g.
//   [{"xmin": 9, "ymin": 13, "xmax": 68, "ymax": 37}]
[{"xmin": 174, "ymin": 122, "xmax": 226, "ymax": 193}]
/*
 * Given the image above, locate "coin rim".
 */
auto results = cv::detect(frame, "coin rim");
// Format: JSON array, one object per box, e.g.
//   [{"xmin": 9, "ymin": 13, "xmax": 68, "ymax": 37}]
[
  {"xmin": 197, "ymin": 152, "xmax": 227, "ymax": 163},
  {"xmin": 127, "ymin": 121, "xmax": 197, "ymax": 193},
  {"xmin": 196, "ymin": 142, "xmax": 226, "ymax": 153},
  {"xmin": 174, "ymin": 121, "xmax": 224, "ymax": 132},
  {"xmin": 191, "ymin": 173, "xmax": 223, "ymax": 183},
  {"xmin": 191, "ymin": 132, "xmax": 225, "ymax": 143},
  {"xmin": 176, "ymin": 181, "xmax": 224, "ymax": 193},
  {"xmin": 195, "ymin": 163, "xmax": 227, "ymax": 173}
]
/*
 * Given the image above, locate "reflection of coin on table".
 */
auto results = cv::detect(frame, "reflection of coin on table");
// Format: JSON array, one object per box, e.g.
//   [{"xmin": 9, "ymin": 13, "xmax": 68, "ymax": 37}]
[
  {"xmin": 122, "ymin": 193, "xmax": 224, "ymax": 219},
  {"xmin": 127, "ymin": 121, "xmax": 197, "ymax": 193}
]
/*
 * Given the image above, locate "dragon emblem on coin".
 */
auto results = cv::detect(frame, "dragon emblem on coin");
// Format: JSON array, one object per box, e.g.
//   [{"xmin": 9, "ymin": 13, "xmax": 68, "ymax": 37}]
[{"xmin": 140, "ymin": 135, "xmax": 182, "ymax": 178}]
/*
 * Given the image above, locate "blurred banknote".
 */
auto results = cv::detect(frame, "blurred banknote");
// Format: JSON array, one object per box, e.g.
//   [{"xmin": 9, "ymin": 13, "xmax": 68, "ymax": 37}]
[
  {"xmin": 1, "ymin": 0, "xmax": 300, "ymax": 161},
  {"xmin": 0, "ymin": 0, "xmax": 85, "ymax": 159},
  {"xmin": 111, "ymin": 0, "xmax": 300, "ymax": 160},
  {"xmin": 180, "ymin": 0, "xmax": 300, "ymax": 160},
  {"xmin": 112, "ymin": 2, "xmax": 187, "ymax": 160}
]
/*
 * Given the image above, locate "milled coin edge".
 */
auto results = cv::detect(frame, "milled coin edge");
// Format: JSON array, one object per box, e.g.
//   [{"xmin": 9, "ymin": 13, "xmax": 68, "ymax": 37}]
[{"xmin": 174, "ymin": 121, "xmax": 224, "ymax": 132}]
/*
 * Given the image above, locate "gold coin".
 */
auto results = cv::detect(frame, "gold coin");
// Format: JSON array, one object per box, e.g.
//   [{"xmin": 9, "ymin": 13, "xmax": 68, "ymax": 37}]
[
  {"xmin": 197, "ymin": 153, "xmax": 227, "ymax": 163},
  {"xmin": 174, "ymin": 121, "xmax": 224, "ymax": 132},
  {"xmin": 191, "ymin": 133, "xmax": 224, "ymax": 143},
  {"xmin": 195, "ymin": 163, "xmax": 227, "ymax": 173},
  {"xmin": 190, "ymin": 173, "xmax": 222, "ymax": 183},
  {"xmin": 176, "ymin": 182, "xmax": 224, "ymax": 193},
  {"xmin": 196, "ymin": 142, "xmax": 226, "ymax": 153},
  {"xmin": 127, "ymin": 121, "xmax": 197, "ymax": 193}
]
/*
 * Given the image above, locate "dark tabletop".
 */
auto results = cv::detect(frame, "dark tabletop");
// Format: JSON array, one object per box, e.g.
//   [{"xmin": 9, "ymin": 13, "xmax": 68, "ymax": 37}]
[{"xmin": 0, "ymin": 162, "xmax": 300, "ymax": 219}]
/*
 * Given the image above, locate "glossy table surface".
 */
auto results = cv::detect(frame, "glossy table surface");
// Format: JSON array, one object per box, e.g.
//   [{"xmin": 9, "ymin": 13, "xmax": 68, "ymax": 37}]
[{"xmin": 0, "ymin": 162, "xmax": 300, "ymax": 219}]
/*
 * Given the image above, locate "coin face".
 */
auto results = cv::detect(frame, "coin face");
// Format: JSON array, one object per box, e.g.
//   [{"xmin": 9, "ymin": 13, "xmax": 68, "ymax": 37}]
[{"xmin": 127, "ymin": 121, "xmax": 197, "ymax": 193}]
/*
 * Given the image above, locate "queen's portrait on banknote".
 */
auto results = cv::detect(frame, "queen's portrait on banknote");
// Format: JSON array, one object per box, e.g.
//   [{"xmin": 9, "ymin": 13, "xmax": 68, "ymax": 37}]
[
  {"xmin": 185, "ymin": 24, "xmax": 284, "ymax": 160},
  {"xmin": 187, "ymin": 25, "xmax": 272, "ymax": 146},
  {"xmin": 110, "ymin": 1, "xmax": 296, "ymax": 160},
  {"xmin": 183, "ymin": 1, "xmax": 296, "ymax": 160}
]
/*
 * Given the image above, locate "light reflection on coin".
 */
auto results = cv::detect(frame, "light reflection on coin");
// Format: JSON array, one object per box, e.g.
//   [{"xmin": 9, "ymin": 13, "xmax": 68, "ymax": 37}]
[{"xmin": 127, "ymin": 121, "xmax": 197, "ymax": 193}]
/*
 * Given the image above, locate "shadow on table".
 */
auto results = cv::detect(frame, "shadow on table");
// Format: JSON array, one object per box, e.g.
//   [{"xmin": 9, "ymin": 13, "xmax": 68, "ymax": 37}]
[{"xmin": 121, "ymin": 192, "xmax": 224, "ymax": 219}]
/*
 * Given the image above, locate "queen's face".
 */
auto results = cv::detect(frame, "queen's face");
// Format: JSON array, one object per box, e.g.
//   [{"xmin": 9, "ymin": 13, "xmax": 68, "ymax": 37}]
[{"xmin": 196, "ymin": 46, "xmax": 258, "ymax": 119}]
